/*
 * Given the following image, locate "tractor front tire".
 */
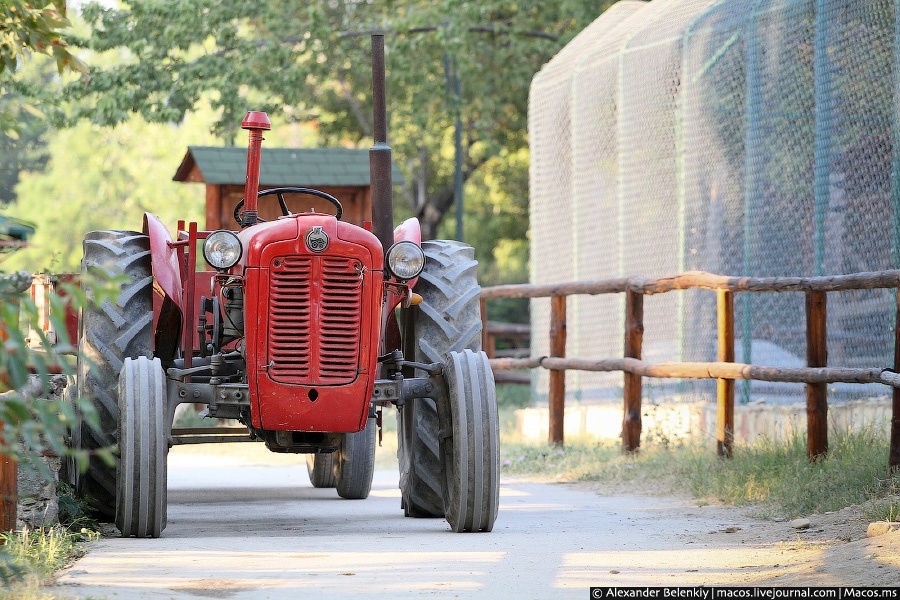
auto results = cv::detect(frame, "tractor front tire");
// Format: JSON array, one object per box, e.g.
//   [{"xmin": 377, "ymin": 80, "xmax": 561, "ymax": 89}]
[
  {"xmin": 306, "ymin": 453, "xmax": 337, "ymax": 488},
  {"xmin": 116, "ymin": 357, "xmax": 168, "ymax": 538},
  {"xmin": 398, "ymin": 240, "xmax": 481, "ymax": 518},
  {"xmin": 335, "ymin": 418, "xmax": 376, "ymax": 499},
  {"xmin": 441, "ymin": 349, "xmax": 499, "ymax": 533},
  {"xmin": 71, "ymin": 230, "xmax": 154, "ymax": 521}
]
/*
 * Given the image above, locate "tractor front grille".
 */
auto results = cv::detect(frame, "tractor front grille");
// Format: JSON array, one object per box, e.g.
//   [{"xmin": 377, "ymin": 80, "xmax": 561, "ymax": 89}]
[{"xmin": 267, "ymin": 256, "xmax": 362, "ymax": 385}]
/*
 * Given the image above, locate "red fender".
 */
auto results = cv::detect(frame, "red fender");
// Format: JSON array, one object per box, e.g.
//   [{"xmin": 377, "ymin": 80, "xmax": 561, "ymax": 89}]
[
  {"xmin": 143, "ymin": 213, "xmax": 184, "ymax": 359},
  {"xmin": 143, "ymin": 213, "xmax": 183, "ymax": 309},
  {"xmin": 393, "ymin": 217, "xmax": 421, "ymax": 243},
  {"xmin": 392, "ymin": 217, "xmax": 422, "ymax": 290},
  {"xmin": 381, "ymin": 218, "xmax": 423, "ymax": 354}
]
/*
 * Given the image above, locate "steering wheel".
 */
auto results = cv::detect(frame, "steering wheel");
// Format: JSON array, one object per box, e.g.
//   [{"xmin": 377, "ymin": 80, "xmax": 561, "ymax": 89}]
[{"xmin": 234, "ymin": 187, "xmax": 344, "ymax": 226}]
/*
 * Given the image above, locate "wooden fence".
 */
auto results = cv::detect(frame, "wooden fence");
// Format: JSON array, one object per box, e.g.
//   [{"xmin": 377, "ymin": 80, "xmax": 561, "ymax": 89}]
[
  {"xmin": 481, "ymin": 270, "xmax": 900, "ymax": 467},
  {"xmin": 479, "ymin": 318, "xmax": 531, "ymax": 384}
]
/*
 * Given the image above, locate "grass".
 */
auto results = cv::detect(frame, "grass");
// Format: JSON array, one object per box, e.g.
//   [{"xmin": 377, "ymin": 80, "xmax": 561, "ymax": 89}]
[
  {"xmin": 0, "ymin": 526, "xmax": 99, "ymax": 600},
  {"xmin": 500, "ymin": 426, "xmax": 900, "ymax": 519},
  {"xmin": 863, "ymin": 499, "xmax": 900, "ymax": 523}
]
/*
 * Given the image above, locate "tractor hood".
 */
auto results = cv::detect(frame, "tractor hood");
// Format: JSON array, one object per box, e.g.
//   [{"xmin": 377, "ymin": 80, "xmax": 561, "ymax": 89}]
[
  {"xmin": 235, "ymin": 212, "xmax": 385, "ymax": 433},
  {"xmin": 235, "ymin": 214, "xmax": 384, "ymax": 271}
]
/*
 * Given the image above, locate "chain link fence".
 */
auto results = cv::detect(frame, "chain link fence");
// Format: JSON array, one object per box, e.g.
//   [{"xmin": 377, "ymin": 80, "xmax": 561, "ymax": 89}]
[{"xmin": 529, "ymin": 0, "xmax": 898, "ymax": 405}]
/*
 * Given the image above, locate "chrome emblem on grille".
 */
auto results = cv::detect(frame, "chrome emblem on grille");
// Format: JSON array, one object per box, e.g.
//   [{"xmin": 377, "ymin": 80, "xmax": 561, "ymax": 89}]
[{"xmin": 305, "ymin": 226, "xmax": 329, "ymax": 253}]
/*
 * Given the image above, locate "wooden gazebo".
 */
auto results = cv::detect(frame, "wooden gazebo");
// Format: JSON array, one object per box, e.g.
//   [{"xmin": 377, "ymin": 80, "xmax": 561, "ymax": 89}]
[{"xmin": 173, "ymin": 146, "xmax": 404, "ymax": 229}]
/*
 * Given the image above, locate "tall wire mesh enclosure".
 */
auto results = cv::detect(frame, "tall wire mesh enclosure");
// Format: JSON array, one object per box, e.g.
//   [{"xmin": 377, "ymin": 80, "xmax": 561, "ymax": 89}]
[{"xmin": 529, "ymin": 0, "xmax": 899, "ymax": 405}]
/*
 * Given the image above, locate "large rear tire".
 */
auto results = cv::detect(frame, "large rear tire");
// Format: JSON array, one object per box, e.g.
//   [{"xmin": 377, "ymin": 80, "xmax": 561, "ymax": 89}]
[
  {"xmin": 397, "ymin": 240, "xmax": 481, "ymax": 518},
  {"xmin": 306, "ymin": 453, "xmax": 337, "ymax": 488},
  {"xmin": 442, "ymin": 349, "xmax": 499, "ymax": 533},
  {"xmin": 335, "ymin": 418, "xmax": 376, "ymax": 499},
  {"xmin": 116, "ymin": 357, "xmax": 168, "ymax": 538},
  {"xmin": 71, "ymin": 231, "xmax": 153, "ymax": 521}
]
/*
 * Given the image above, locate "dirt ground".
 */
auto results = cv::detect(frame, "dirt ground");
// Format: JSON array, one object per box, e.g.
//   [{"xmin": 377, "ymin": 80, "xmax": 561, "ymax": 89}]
[{"xmin": 574, "ymin": 479, "xmax": 900, "ymax": 586}]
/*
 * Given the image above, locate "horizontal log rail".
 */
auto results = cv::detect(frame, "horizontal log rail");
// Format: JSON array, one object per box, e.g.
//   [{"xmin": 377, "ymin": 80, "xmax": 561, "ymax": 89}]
[
  {"xmin": 489, "ymin": 357, "xmax": 900, "ymax": 386},
  {"xmin": 479, "ymin": 297, "xmax": 531, "ymax": 381},
  {"xmin": 480, "ymin": 269, "xmax": 900, "ymax": 468},
  {"xmin": 480, "ymin": 269, "xmax": 900, "ymax": 299},
  {"xmin": 485, "ymin": 321, "xmax": 531, "ymax": 337}
]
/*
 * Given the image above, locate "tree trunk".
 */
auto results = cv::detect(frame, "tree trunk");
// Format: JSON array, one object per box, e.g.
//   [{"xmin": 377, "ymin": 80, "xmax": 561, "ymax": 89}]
[{"xmin": 415, "ymin": 155, "xmax": 490, "ymax": 240}]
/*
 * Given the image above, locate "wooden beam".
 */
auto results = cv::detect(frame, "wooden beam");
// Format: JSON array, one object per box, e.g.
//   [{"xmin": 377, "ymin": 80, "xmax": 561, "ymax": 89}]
[
  {"xmin": 548, "ymin": 295, "xmax": 567, "ymax": 446},
  {"xmin": 806, "ymin": 290, "xmax": 828, "ymax": 461},
  {"xmin": 479, "ymin": 269, "xmax": 900, "ymax": 299},
  {"xmin": 489, "ymin": 357, "xmax": 898, "ymax": 386},
  {"xmin": 891, "ymin": 288, "xmax": 900, "ymax": 470},
  {"xmin": 716, "ymin": 290, "xmax": 735, "ymax": 458},
  {"xmin": 622, "ymin": 290, "xmax": 643, "ymax": 453},
  {"xmin": 485, "ymin": 321, "xmax": 531, "ymax": 337}
]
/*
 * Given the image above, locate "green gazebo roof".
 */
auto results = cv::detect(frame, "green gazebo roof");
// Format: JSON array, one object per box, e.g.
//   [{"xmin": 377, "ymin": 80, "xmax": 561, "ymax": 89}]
[{"xmin": 174, "ymin": 146, "xmax": 404, "ymax": 187}]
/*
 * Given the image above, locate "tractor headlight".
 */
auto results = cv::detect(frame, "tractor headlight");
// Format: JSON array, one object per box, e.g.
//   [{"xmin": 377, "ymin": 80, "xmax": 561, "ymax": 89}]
[
  {"xmin": 203, "ymin": 230, "xmax": 242, "ymax": 270},
  {"xmin": 385, "ymin": 241, "xmax": 425, "ymax": 281}
]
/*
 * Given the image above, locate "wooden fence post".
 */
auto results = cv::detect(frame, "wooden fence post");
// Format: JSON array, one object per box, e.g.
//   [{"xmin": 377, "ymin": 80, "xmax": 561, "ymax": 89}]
[
  {"xmin": 548, "ymin": 295, "xmax": 567, "ymax": 446},
  {"xmin": 716, "ymin": 290, "xmax": 735, "ymax": 458},
  {"xmin": 0, "ymin": 445, "xmax": 14, "ymax": 531},
  {"xmin": 806, "ymin": 290, "xmax": 828, "ymax": 460},
  {"xmin": 479, "ymin": 298, "xmax": 493, "ymax": 358},
  {"xmin": 891, "ymin": 288, "xmax": 900, "ymax": 470},
  {"xmin": 622, "ymin": 290, "xmax": 643, "ymax": 452},
  {"xmin": 0, "ymin": 293, "xmax": 18, "ymax": 531}
]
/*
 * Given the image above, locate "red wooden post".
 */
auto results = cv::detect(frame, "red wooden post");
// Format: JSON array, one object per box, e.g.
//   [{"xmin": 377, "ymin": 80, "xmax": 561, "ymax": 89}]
[
  {"xmin": 891, "ymin": 288, "xmax": 900, "ymax": 470},
  {"xmin": 0, "ymin": 446, "xmax": 14, "ymax": 531},
  {"xmin": 548, "ymin": 295, "xmax": 567, "ymax": 446},
  {"xmin": 622, "ymin": 290, "xmax": 643, "ymax": 453},
  {"xmin": 806, "ymin": 290, "xmax": 828, "ymax": 461},
  {"xmin": 716, "ymin": 290, "xmax": 735, "ymax": 458},
  {"xmin": 0, "ymin": 296, "xmax": 19, "ymax": 530}
]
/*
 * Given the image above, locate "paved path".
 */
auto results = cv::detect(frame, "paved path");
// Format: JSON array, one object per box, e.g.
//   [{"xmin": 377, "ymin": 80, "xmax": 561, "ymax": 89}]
[{"xmin": 54, "ymin": 450, "xmax": 867, "ymax": 598}]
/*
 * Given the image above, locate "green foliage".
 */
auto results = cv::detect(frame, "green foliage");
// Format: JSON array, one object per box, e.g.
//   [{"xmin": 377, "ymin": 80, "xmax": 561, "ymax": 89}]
[
  {"xmin": 0, "ymin": 1, "xmax": 84, "ymax": 137},
  {"xmin": 500, "ymin": 427, "xmax": 900, "ymax": 517},
  {"xmin": 0, "ymin": 270, "xmax": 117, "ymax": 593},
  {"xmin": 56, "ymin": 0, "xmax": 611, "ymax": 276},
  {"xmin": 0, "ymin": 272, "xmax": 119, "ymax": 480},
  {"xmin": 452, "ymin": 147, "xmax": 530, "ymax": 286},
  {"xmin": 55, "ymin": 482, "xmax": 95, "ymax": 529},
  {"xmin": 68, "ymin": 1, "xmax": 600, "ymax": 138},
  {"xmin": 0, "ymin": 1, "xmax": 83, "ymax": 76},
  {"xmin": 0, "ymin": 525, "xmax": 98, "ymax": 597},
  {"xmin": 0, "ymin": 51, "xmax": 65, "ymax": 204},
  {"xmin": 4, "ymin": 114, "xmax": 217, "ymax": 272},
  {"xmin": 495, "ymin": 383, "xmax": 531, "ymax": 409},
  {"xmin": 0, "ymin": 526, "xmax": 97, "ymax": 578},
  {"xmin": 863, "ymin": 499, "xmax": 900, "ymax": 523}
]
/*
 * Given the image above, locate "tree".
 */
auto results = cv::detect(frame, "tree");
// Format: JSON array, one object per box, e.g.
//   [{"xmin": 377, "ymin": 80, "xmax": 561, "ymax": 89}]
[
  {"xmin": 64, "ymin": 0, "xmax": 608, "ymax": 239},
  {"xmin": 0, "ymin": 0, "xmax": 84, "ymax": 135},
  {"xmin": 0, "ymin": 57, "xmax": 59, "ymax": 205},
  {"xmin": 4, "ymin": 114, "xmax": 217, "ymax": 273}
]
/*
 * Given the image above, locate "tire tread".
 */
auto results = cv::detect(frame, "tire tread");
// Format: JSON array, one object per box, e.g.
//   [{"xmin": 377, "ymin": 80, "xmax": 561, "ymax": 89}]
[
  {"xmin": 397, "ymin": 240, "xmax": 481, "ymax": 518},
  {"xmin": 73, "ymin": 230, "xmax": 154, "ymax": 520}
]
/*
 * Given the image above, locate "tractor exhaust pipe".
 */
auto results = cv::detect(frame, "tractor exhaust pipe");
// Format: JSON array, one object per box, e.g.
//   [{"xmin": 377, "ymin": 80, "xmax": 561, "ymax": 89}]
[
  {"xmin": 369, "ymin": 34, "xmax": 394, "ymax": 254},
  {"xmin": 241, "ymin": 111, "xmax": 272, "ymax": 228}
]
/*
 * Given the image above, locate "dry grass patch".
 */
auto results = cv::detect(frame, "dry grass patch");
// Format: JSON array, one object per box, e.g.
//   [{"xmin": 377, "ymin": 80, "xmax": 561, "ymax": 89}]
[{"xmin": 500, "ymin": 427, "xmax": 900, "ymax": 519}]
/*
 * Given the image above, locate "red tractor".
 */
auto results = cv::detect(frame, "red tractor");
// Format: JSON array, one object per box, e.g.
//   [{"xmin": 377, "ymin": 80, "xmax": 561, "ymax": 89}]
[{"xmin": 67, "ymin": 36, "xmax": 499, "ymax": 536}]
